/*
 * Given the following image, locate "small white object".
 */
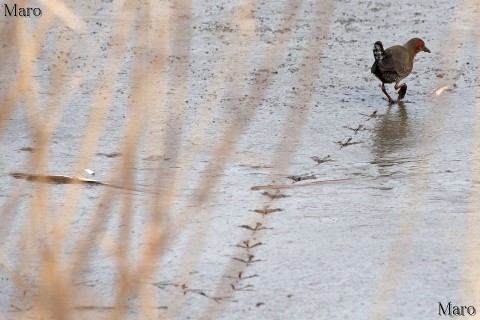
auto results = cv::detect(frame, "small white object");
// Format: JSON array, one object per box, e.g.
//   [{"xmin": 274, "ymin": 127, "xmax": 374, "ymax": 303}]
[
  {"xmin": 429, "ymin": 85, "xmax": 449, "ymax": 100},
  {"xmin": 85, "ymin": 169, "xmax": 95, "ymax": 176}
]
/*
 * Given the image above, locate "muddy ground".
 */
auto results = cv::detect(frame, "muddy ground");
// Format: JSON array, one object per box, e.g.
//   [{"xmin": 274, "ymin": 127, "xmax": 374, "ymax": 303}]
[{"xmin": 1, "ymin": 0, "xmax": 480, "ymax": 319}]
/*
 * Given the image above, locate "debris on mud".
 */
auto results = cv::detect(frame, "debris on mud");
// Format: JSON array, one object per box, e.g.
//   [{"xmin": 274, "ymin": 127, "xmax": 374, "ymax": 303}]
[
  {"xmin": 143, "ymin": 155, "xmax": 172, "ymax": 161},
  {"xmin": 11, "ymin": 172, "xmax": 102, "ymax": 185},
  {"xmin": 95, "ymin": 152, "xmax": 123, "ymax": 158},
  {"xmin": 10, "ymin": 172, "xmax": 137, "ymax": 191},
  {"xmin": 230, "ymin": 284, "xmax": 255, "ymax": 292},
  {"xmin": 429, "ymin": 84, "xmax": 451, "ymax": 100}
]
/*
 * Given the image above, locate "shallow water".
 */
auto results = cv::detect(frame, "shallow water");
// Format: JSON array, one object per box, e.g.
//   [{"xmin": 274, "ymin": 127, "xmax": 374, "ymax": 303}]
[{"xmin": 1, "ymin": 0, "xmax": 480, "ymax": 319}]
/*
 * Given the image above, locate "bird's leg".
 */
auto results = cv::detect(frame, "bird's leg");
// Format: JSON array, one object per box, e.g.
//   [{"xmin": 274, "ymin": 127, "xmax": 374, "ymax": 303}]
[
  {"xmin": 381, "ymin": 83, "xmax": 395, "ymax": 104},
  {"xmin": 395, "ymin": 82, "xmax": 407, "ymax": 100}
]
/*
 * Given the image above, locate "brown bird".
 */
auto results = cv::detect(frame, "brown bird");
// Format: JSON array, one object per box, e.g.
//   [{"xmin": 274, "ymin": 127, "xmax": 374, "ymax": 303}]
[{"xmin": 371, "ymin": 38, "xmax": 430, "ymax": 104}]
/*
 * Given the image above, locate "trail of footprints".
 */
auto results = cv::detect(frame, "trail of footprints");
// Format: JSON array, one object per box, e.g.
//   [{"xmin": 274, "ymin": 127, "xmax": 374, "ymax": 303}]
[
  {"xmin": 220, "ymin": 108, "xmax": 382, "ymax": 308},
  {"xmin": 150, "ymin": 109, "xmax": 381, "ymax": 308}
]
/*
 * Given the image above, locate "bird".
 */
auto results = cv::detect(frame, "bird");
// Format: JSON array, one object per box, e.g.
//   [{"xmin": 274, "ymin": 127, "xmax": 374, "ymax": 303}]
[{"xmin": 371, "ymin": 38, "xmax": 430, "ymax": 104}]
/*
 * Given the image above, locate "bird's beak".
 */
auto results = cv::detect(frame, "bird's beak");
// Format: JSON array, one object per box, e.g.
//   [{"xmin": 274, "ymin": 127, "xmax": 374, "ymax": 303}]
[{"xmin": 423, "ymin": 46, "xmax": 431, "ymax": 53}]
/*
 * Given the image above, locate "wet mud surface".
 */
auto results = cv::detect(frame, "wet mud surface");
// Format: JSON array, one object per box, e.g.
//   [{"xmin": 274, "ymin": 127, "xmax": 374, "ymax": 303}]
[{"xmin": 1, "ymin": 0, "xmax": 480, "ymax": 319}]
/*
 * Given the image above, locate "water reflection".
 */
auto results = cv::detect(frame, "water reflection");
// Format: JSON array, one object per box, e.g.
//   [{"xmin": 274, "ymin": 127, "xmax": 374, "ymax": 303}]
[{"xmin": 371, "ymin": 101, "xmax": 413, "ymax": 171}]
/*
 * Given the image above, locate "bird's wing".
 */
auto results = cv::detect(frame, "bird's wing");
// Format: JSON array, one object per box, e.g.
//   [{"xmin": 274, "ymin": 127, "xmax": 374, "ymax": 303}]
[
  {"xmin": 374, "ymin": 50, "xmax": 395, "ymax": 72},
  {"xmin": 385, "ymin": 46, "xmax": 412, "ymax": 78}
]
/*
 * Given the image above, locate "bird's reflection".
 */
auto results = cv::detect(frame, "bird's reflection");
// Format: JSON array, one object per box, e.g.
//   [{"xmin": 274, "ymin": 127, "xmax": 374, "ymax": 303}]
[{"xmin": 371, "ymin": 101, "xmax": 411, "ymax": 171}]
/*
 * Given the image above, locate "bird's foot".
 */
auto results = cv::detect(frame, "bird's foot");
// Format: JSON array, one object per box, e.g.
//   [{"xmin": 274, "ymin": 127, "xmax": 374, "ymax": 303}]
[
  {"xmin": 395, "ymin": 83, "xmax": 407, "ymax": 100},
  {"xmin": 381, "ymin": 83, "xmax": 396, "ymax": 105},
  {"xmin": 397, "ymin": 87, "xmax": 407, "ymax": 100},
  {"xmin": 385, "ymin": 94, "xmax": 395, "ymax": 104}
]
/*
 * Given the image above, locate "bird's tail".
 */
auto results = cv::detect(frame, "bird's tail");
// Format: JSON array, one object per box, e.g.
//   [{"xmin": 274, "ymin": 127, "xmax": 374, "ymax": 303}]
[{"xmin": 373, "ymin": 41, "xmax": 385, "ymax": 61}]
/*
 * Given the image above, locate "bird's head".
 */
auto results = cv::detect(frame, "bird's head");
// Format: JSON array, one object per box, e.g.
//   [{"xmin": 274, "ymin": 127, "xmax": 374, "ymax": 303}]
[{"xmin": 406, "ymin": 38, "xmax": 431, "ymax": 55}]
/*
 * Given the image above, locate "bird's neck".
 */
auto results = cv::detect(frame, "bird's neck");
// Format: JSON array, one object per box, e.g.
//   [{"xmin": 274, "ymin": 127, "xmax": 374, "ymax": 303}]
[{"xmin": 404, "ymin": 40, "xmax": 422, "ymax": 56}]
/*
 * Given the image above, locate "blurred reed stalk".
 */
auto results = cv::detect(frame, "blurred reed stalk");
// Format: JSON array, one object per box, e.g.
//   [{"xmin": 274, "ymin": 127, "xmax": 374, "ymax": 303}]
[{"xmin": 0, "ymin": 0, "xmax": 334, "ymax": 318}]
